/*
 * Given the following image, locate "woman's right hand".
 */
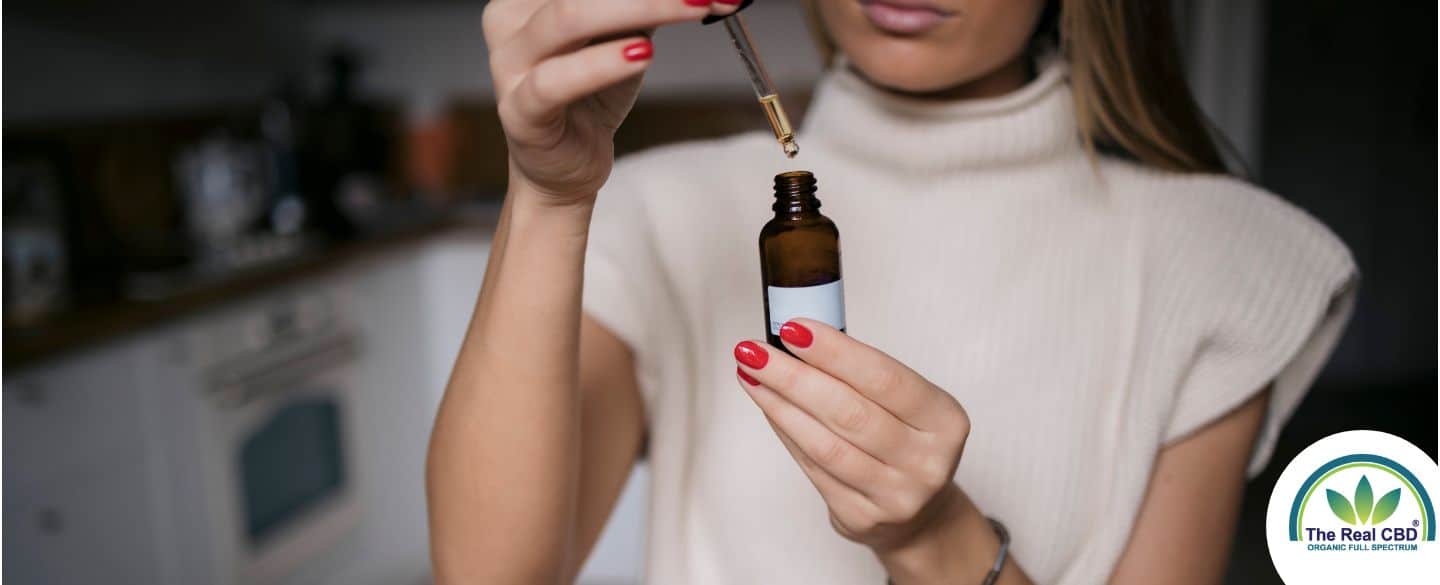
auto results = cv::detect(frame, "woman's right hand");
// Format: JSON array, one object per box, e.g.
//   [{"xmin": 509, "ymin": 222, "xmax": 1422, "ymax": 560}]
[{"xmin": 484, "ymin": 0, "xmax": 740, "ymax": 204}]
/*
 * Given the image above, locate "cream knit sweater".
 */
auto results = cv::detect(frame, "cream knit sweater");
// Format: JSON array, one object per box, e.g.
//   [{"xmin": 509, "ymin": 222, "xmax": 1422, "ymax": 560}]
[{"xmin": 581, "ymin": 57, "xmax": 1358, "ymax": 584}]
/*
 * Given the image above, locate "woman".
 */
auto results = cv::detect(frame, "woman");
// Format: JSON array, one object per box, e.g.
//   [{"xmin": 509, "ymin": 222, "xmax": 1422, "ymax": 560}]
[{"xmin": 427, "ymin": 0, "xmax": 1358, "ymax": 583}]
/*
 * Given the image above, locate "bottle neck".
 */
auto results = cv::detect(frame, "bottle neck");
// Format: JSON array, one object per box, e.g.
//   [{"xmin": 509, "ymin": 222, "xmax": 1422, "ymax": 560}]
[
  {"xmin": 772, "ymin": 171, "xmax": 822, "ymax": 216},
  {"xmin": 773, "ymin": 193, "xmax": 821, "ymax": 215}
]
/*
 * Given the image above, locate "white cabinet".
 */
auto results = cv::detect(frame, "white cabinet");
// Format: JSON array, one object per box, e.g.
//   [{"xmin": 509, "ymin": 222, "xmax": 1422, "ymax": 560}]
[
  {"xmin": 316, "ymin": 232, "xmax": 493, "ymax": 584},
  {"xmin": 3, "ymin": 346, "xmax": 148, "ymax": 481},
  {"xmin": 3, "ymin": 343, "xmax": 167, "ymax": 585},
  {"xmin": 4, "ymin": 461, "xmax": 168, "ymax": 585},
  {"xmin": 320, "ymin": 250, "xmax": 436, "ymax": 584},
  {"xmin": 411, "ymin": 234, "xmax": 492, "ymax": 395}
]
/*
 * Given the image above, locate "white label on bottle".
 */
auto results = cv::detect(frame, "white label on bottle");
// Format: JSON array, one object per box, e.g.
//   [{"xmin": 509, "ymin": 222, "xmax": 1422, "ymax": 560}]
[{"xmin": 767, "ymin": 280, "xmax": 845, "ymax": 335}]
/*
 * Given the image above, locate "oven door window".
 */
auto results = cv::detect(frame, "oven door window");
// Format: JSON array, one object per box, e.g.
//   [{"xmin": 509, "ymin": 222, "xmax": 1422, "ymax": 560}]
[{"xmin": 239, "ymin": 397, "xmax": 346, "ymax": 546}]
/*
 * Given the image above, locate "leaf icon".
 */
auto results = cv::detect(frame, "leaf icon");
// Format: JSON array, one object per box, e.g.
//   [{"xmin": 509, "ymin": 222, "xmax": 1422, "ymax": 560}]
[
  {"xmin": 1327, "ymin": 489, "xmax": 1357, "ymax": 525},
  {"xmin": 1371, "ymin": 489, "xmax": 1402, "ymax": 525},
  {"xmin": 1355, "ymin": 476, "xmax": 1374, "ymax": 524}
]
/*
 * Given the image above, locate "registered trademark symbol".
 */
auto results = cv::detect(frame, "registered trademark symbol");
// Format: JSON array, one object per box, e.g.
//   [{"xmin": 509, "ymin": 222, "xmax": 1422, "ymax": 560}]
[{"xmin": 1413, "ymin": 519, "xmax": 1421, "ymax": 527}]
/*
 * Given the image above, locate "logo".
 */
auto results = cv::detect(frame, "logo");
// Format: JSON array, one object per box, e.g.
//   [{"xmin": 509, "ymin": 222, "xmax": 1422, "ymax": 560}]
[
  {"xmin": 1267, "ymin": 431, "xmax": 1439, "ymax": 583},
  {"xmin": 1288, "ymin": 454, "xmax": 1433, "ymax": 547}
]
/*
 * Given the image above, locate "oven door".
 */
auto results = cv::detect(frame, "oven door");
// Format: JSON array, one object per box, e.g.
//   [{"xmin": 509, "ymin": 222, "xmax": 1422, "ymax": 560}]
[{"xmin": 207, "ymin": 329, "xmax": 362, "ymax": 584}]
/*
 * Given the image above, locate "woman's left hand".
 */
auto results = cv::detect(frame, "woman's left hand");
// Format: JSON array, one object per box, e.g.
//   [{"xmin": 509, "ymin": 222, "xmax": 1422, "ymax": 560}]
[{"xmin": 732, "ymin": 319, "xmax": 971, "ymax": 551}]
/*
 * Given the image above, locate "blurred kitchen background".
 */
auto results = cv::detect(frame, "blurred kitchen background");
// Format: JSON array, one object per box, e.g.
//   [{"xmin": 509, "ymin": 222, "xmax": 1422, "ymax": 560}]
[{"xmin": 2, "ymin": 1, "xmax": 1433, "ymax": 584}]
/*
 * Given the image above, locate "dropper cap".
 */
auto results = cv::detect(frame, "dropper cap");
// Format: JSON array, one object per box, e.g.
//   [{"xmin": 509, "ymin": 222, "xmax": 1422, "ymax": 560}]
[{"xmin": 709, "ymin": 11, "xmax": 800, "ymax": 158}]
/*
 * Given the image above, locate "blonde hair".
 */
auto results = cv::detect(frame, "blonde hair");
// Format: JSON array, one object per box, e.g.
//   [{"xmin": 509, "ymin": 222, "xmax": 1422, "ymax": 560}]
[{"xmin": 801, "ymin": 0, "xmax": 1227, "ymax": 174}]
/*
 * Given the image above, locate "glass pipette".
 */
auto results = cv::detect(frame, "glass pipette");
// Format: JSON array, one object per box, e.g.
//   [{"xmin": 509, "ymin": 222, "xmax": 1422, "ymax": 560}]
[{"xmin": 719, "ymin": 14, "xmax": 799, "ymax": 158}]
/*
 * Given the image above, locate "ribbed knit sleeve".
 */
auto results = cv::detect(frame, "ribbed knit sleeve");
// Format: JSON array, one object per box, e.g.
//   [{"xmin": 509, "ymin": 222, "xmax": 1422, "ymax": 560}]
[
  {"xmin": 1146, "ymin": 175, "xmax": 1359, "ymax": 477},
  {"xmin": 581, "ymin": 159, "xmax": 685, "ymax": 410}
]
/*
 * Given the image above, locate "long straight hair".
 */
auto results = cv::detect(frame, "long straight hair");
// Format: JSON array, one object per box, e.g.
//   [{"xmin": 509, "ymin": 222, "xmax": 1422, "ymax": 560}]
[{"xmin": 801, "ymin": 0, "xmax": 1228, "ymax": 174}]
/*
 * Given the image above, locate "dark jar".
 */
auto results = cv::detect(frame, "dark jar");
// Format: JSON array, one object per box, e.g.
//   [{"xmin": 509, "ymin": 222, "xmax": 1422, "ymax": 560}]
[{"xmin": 758, "ymin": 170, "xmax": 845, "ymax": 351}]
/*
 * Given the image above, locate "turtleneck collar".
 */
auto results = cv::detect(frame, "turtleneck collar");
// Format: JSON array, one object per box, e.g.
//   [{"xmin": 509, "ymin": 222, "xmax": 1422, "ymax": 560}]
[{"xmin": 800, "ymin": 53, "xmax": 1081, "ymax": 173}]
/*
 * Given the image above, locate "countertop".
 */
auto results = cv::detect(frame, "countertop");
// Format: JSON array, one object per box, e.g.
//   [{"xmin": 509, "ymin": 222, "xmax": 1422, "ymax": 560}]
[{"xmin": 4, "ymin": 204, "xmax": 499, "ymax": 370}]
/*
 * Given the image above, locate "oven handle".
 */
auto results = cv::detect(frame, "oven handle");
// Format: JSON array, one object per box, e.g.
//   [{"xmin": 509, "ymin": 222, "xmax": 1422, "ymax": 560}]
[{"xmin": 208, "ymin": 331, "xmax": 362, "ymax": 409}]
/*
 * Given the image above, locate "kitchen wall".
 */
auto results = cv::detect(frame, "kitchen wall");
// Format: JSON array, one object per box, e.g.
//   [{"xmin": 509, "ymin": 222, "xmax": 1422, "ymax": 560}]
[
  {"xmin": 302, "ymin": 0, "xmax": 825, "ymax": 116},
  {"xmin": 4, "ymin": 1, "xmax": 304, "ymax": 123},
  {"xmin": 5, "ymin": 0, "xmax": 826, "ymax": 124}
]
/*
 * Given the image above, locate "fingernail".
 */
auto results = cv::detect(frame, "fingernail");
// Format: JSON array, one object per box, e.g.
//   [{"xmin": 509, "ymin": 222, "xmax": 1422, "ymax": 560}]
[
  {"xmin": 683, "ymin": 0, "xmax": 710, "ymax": 6},
  {"xmin": 778, "ymin": 321, "xmax": 813, "ymax": 349},
  {"xmin": 622, "ymin": 40, "xmax": 653, "ymax": 62},
  {"xmin": 734, "ymin": 340, "xmax": 769, "ymax": 369},
  {"xmin": 737, "ymin": 367, "xmax": 760, "ymax": 386}
]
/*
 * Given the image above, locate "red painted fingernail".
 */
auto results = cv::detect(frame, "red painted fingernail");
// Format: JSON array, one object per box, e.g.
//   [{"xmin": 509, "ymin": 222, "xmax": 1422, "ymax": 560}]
[
  {"xmin": 684, "ymin": 0, "xmax": 710, "ymax": 6},
  {"xmin": 734, "ymin": 341, "xmax": 769, "ymax": 369},
  {"xmin": 778, "ymin": 321, "xmax": 813, "ymax": 349},
  {"xmin": 737, "ymin": 367, "xmax": 760, "ymax": 386},
  {"xmin": 622, "ymin": 40, "xmax": 653, "ymax": 62}
]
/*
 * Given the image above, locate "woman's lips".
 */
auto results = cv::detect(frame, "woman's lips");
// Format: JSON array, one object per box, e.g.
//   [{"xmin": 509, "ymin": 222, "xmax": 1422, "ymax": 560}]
[{"xmin": 859, "ymin": 0, "xmax": 953, "ymax": 35}]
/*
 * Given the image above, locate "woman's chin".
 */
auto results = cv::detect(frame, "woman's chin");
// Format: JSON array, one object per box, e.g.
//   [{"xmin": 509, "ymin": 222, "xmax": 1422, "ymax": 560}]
[{"xmin": 844, "ymin": 47, "xmax": 977, "ymax": 95}]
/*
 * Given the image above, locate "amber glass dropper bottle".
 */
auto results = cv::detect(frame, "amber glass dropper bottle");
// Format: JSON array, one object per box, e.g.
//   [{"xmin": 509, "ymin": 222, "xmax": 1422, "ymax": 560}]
[{"xmin": 759, "ymin": 171, "xmax": 845, "ymax": 352}]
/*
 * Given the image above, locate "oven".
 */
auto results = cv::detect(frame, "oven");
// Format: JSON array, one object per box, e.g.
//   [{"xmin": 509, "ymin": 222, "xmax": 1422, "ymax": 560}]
[{"xmin": 173, "ymin": 292, "xmax": 366, "ymax": 585}]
